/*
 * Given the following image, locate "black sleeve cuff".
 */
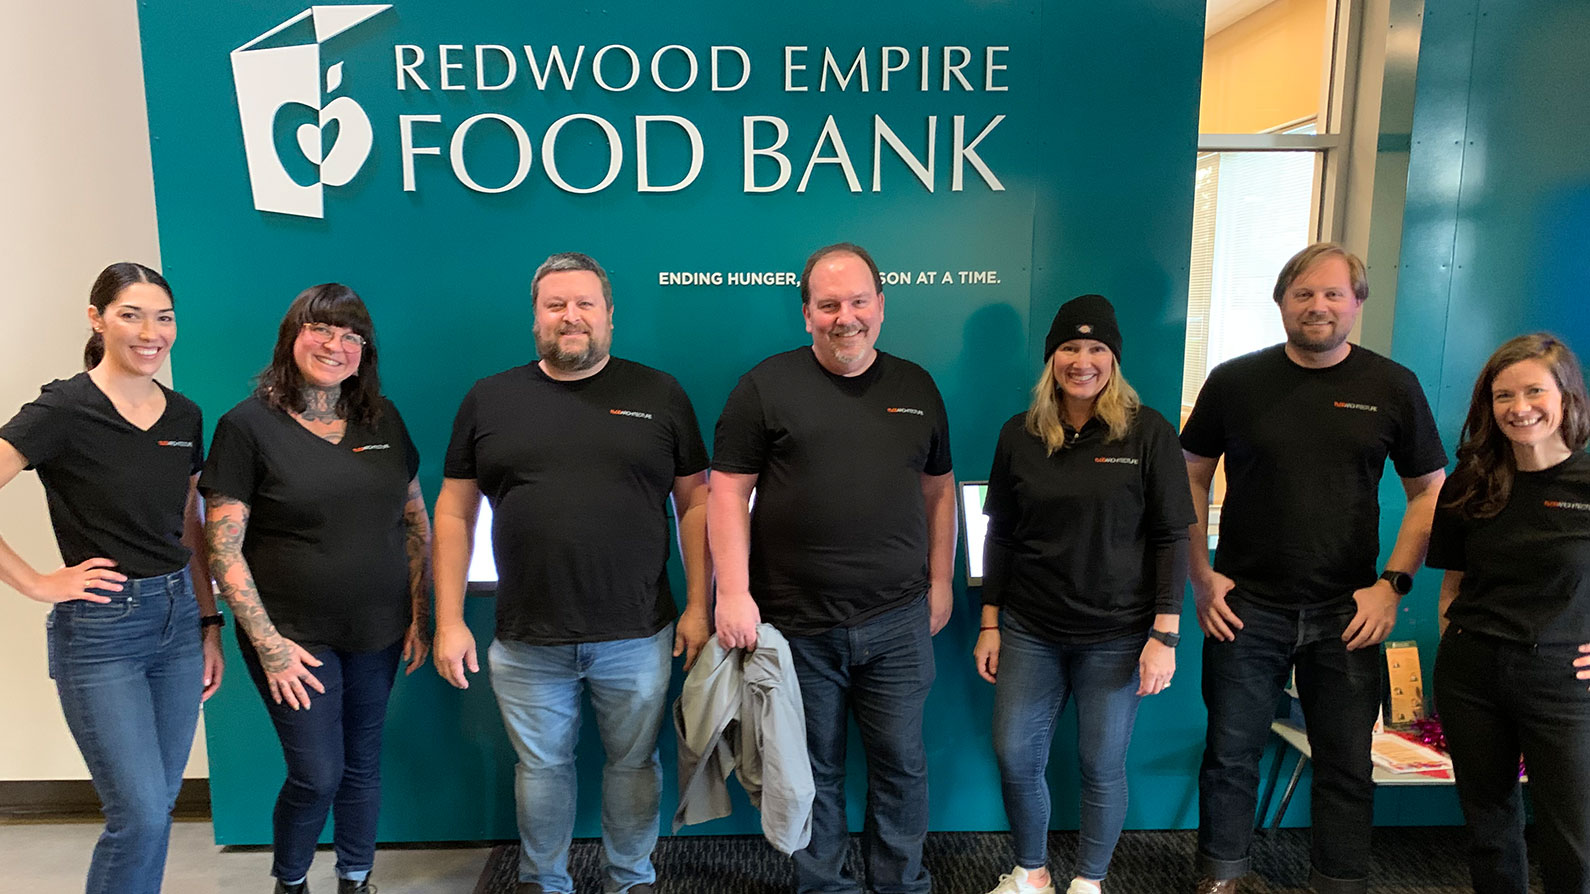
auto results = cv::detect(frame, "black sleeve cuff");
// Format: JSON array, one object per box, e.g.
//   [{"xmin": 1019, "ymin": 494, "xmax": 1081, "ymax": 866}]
[
  {"xmin": 1153, "ymin": 536, "xmax": 1190, "ymax": 617},
  {"xmin": 981, "ymin": 538, "xmax": 1013, "ymax": 606}
]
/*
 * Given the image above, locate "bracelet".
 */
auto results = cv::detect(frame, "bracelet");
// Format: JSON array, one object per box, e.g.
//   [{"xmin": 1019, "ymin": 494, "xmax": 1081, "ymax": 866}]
[
  {"xmin": 979, "ymin": 625, "xmax": 999, "ymax": 631},
  {"xmin": 200, "ymin": 614, "xmax": 225, "ymax": 629}
]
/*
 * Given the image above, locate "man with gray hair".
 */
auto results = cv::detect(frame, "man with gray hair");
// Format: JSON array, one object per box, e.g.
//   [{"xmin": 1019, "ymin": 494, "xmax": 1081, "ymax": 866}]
[{"xmin": 432, "ymin": 252, "xmax": 711, "ymax": 894}]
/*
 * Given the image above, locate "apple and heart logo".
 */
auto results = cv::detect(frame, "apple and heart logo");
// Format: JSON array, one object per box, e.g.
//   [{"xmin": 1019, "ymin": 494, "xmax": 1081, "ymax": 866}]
[
  {"xmin": 278, "ymin": 61, "xmax": 373, "ymax": 192},
  {"xmin": 232, "ymin": 4, "xmax": 391, "ymax": 219}
]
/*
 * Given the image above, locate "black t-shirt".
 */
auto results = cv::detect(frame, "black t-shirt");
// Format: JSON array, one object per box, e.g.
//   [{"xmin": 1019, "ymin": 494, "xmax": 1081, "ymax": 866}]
[
  {"xmin": 1, "ymin": 373, "xmax": 203, "ymax": 579},
  {"xmin": 200, "ymin": 395, "xmax": 419, "ymax": 653},
  {"xmin": 1180, "ymin": 345, "xmax": 1447, "ymax": 608},
  {"xmin": 983, "ymin": 407, "xmax": 1197, "ymax": 642},
  {"xmin": 712, "ymin": 349, "xmax": 953, "ymax": 634},
  {"xmin": 1428, "ymin": 451, "xmax": 1590, "ymax": 645},
  {"xmin": 443, "ymin": 358, "xmax": 708, "ymax": 645}
]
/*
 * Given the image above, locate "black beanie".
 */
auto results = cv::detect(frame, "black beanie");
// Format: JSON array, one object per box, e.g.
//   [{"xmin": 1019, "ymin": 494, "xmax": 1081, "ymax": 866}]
[{"xmin": 1044, "ymin": 294, "xmax": 1122, "ymax": 361}]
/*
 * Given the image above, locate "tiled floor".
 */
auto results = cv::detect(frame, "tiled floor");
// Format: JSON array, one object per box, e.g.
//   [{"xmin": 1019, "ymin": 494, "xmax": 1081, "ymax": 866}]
[{"xmin": 0, "ymin": 818, "xmax": 491, "ymax": 893}]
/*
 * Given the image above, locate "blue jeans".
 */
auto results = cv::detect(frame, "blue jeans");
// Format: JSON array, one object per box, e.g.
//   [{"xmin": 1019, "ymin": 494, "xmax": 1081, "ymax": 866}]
[
  {"xmin": 992, "ymin": 612, "xmax": 1145, "ymax": 881},
  {"xmin": 784, "ymin": 595, "xmax": 935, "ymax": 894},
  {"xmin": 1436, "ymin": 627, "xmax": 1590, "ymax": 894},
  {"xmin": 1197, "ymin": 592, "xmax": 1381, "ymax": 894},
  {"xmin": 46, "ymin": 568, "xmax": 203, "ymax": 894},
  {"xmin": 487, "ymin": 625, "xmax": 673, "ymax": 894},
  {"xmin": 239, "ymin": 634, "xmax": 402, "ymax": 883}
]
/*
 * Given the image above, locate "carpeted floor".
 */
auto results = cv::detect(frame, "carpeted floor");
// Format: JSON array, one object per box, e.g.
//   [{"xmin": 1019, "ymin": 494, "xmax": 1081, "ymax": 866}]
[{"xmin": 474, "ymin": 827, "xmax": 1536, "ymax": 893}]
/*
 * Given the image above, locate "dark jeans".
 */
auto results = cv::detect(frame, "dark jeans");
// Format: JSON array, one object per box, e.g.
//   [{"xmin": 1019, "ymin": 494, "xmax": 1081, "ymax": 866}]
[
  {"xmin": 48, "ymin": 569, "xmax": 203, "ymax": 894},
  {"xmin": 784, "ymin": 596, "xmax": 936, "ymax": 894},
  {"xmin": 992, "ymin": 613, "xmax": 1145, "ymax": 881},
  {"xmin": 1436, "ymin": 627, "xmax": 1590, "ymax": 894},
  {"xmin": 1197, "ymin": 592, "xmax": 1382, "ymax": 894},
  {"xmin": 240, "ymin": 633, "xmax": 402, "ymax": 882}
]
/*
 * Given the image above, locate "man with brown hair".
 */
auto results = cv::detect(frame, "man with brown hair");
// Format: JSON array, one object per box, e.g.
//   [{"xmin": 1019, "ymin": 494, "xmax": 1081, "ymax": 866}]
[{"xmin": 1181, "ymin": 243, "xmax": 1447, "ymax": 894}]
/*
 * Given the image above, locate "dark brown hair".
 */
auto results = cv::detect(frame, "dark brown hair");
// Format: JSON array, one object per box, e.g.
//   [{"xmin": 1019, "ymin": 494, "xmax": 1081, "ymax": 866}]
[
  {"xmin": 1444, "ymin": 332, "xmax": 1590, "ymax": 518},
  {"xmin": 85, "ymin": 263, "xmax": 172, "ymax": 369},
  {"xmin": 799, "ymin": 242, "xmax": 883, "ymax": 305},
  {"xmin": 255, "ymin": 283, "xmax": 383, "ymax": 425}
]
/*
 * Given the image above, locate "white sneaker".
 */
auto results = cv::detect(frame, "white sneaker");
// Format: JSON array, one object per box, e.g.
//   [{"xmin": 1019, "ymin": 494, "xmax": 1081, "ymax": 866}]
[
  {"xmin": 984, "ymin": 866, "xmax": 1056, "ymax": 894},
  {"xmin": 1065, "ymin": 879, "xmax": 1102, "ymax": 894}
]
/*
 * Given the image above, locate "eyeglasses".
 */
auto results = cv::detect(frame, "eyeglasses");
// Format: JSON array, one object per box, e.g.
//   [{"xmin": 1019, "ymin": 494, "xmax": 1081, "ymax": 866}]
[{"xmin": 302, "ymin": 322, "xmax": 367, "ymax": 351}]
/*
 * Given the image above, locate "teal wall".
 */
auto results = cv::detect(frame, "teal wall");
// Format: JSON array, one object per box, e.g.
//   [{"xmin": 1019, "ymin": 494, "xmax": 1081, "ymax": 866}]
[
  {"xmin": 138, "ymin": 0, "xmax": 1208, "ymax": 843},
  {"xmin": 1371, "ymin": 0, "xmax": 1590, "ymax": 827}
]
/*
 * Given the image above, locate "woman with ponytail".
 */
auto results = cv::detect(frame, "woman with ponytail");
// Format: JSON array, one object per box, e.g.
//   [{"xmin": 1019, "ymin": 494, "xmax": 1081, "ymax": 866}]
[{"xmin": 0, "ymin": 262, "xmax": 225, "ymax": 894}]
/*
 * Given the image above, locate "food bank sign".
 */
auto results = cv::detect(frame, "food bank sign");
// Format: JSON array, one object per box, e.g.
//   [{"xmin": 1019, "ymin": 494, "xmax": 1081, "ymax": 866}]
[{"xmin": 232, "ymin": 4, "xmax": 1015, "ymax": 218}]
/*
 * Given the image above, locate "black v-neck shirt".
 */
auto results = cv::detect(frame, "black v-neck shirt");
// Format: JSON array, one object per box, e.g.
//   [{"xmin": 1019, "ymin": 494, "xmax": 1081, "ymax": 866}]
[
  {"xmin": 0, "ymin": 372, "xmax": 204, "ymax": 578},
  {"xmin": 201, "ymin": 395, "xmax": 419, "ymax": 653}
]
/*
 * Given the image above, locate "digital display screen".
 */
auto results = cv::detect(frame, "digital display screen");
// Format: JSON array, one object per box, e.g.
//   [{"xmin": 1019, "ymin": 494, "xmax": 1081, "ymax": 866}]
[
  {"xmin": 960, "ymin": 481, "xmax": 989, "ymax": 586},
  {"xmin": 465, "ymin": 490, "xmax": 754, "ymax": 588},
  {"xmin": 467, "ymin": 500, "xmax": 497, "ymax": 585}
]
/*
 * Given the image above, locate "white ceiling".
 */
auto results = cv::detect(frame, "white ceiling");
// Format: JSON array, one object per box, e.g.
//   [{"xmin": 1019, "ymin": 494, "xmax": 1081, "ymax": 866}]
[{"xmin": 1206, "ymin": 0, "xmax": 1281, "ymax": 37}]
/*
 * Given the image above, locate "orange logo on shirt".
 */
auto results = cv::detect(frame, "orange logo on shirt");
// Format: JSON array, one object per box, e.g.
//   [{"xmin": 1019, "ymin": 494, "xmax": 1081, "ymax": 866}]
[
  {"xmin": 1333, "ymin": 401, "xmax": 1379, "ymax": 412},
  {"xmin": 156, "ymin": 440, "xmax": 194, "ymax": 448},
  {"xmin": 887, "ymin": 407, "xmax": 925, "ymax": 416},
  {"xmin": 1544, "ymin": 500, "xmax": 1590, "ymax": 511},
  {"xmin": 610, "ymin": 409, "xmax": 654, "ymax": 420},
  {"xmin": 350, "ymin": 443, "xmax": 391, "ymax": 452}
]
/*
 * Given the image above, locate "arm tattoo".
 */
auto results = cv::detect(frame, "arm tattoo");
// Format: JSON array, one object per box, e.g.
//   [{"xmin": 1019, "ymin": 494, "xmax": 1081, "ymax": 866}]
[
  {"xmin": 402, "ymin": 478, "xmax": 433, "ymax": 630},
  {"xmin": 204, "ymin": 495, "xmax": 295, "ymax": 674}
]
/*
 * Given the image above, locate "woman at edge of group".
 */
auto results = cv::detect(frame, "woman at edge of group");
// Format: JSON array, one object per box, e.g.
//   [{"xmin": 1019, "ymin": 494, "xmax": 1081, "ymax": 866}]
[
  {"xmin": 974, "ymin": 295, "xmax": 1196, "ymax": 894},
  {"xmin": 202, "ymin": 284, "xmax": 431, "ymax": 894},
  {"xmin": 1428, "ymin": 332, "xmax": 1590, "ymax": 894},
  {"xmin": 0, "ymin": 263, "xmax": 225, "ymax": 894}
]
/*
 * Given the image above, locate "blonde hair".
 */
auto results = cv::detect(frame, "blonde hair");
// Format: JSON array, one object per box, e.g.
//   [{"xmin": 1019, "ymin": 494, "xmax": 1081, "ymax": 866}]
[{"xmin": 1025, "ymin": 355, "xmax": 1140, "ymax": 454}]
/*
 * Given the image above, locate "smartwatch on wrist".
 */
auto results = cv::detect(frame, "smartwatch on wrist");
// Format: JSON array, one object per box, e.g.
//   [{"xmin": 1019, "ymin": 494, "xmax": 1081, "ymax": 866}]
[
  {"xmin": 200, "ymin": 613, "xmax": 225, "ymax": 629},
  {"xmin": 1147, "ymin": 628, "xmax": 1180, "ymax": 648},
  {"xmin": 1379, "ymin": 570, "xmax": 1414, "ymax": 596}
]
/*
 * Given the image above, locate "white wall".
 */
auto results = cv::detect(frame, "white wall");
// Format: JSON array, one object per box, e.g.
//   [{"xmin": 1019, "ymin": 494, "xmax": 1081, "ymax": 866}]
[{"xmin": 0, "ymin": 0, "xmax": 207, "ymax": 780}]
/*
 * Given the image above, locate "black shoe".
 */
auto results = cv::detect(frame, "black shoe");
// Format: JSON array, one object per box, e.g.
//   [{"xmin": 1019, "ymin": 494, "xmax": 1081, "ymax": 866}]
[
  {"xmin": 338, "ymin": 878, "xmax": 377, "ymax": 894},
  {"xmin": 274, "ymin": 881, "xmax": 308, "ymax": 894}
]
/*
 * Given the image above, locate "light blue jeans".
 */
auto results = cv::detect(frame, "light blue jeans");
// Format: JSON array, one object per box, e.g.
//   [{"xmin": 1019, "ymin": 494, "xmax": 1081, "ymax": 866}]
[
  {"xmin": 487, "ymin": 624, "xmax": 673, "ymax": 894},
  {"xmin": 992, "ymin": 610, "xmax": 1145, "ymax": 882},
  {"xmin": 47, "ymin": 568, "xmax": 203, "ymax": 894}
]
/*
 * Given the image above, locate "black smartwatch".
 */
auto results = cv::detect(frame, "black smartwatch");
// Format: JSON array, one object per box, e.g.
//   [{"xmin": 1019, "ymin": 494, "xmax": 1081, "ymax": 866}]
[
  {"xmin": 1147, "ymin": 628, "xmax": 1180, "ymax": 648},
  {"xmin": 1379, "ymin": 570, "xmax": 1414, "ymax": 596},
  {"xmin": 200, "ymin": 613, "xmax": 226, "ymax": 629}
]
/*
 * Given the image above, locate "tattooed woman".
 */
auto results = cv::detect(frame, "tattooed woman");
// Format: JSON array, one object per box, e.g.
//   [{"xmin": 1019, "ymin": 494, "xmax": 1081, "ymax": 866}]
[
  {"xmin": 0, "ymin": 263, "xmax": 224, "ymax": 894},
  {"xmin": 201, "ymin": 284, "xmax": 431, "ymax": 894}
]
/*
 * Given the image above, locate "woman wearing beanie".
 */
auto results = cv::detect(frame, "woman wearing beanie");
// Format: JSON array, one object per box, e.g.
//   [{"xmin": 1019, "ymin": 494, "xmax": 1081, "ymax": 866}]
[{"xmin": 974, "ymin": 294, "xmax": 1196, "ymax": 894}]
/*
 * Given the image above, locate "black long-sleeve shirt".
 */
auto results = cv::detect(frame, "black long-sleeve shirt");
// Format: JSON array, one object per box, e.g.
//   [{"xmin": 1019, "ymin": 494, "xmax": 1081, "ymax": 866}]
[{"xmin": 982, "ymin": 407, "xmax": 1195, "ymax": 643}]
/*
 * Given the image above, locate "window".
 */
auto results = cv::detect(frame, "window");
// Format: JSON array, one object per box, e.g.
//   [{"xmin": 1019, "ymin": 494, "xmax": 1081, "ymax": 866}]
[{"xmin": 1185, "ymin": 0, "xmax": 1359, "ymax": 539}]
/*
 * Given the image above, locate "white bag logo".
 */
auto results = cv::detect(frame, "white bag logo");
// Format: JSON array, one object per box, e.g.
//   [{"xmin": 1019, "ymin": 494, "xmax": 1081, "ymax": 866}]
[{"xmin": 231, "ymin": 5, "xmax": 391, "ymax": 218}]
